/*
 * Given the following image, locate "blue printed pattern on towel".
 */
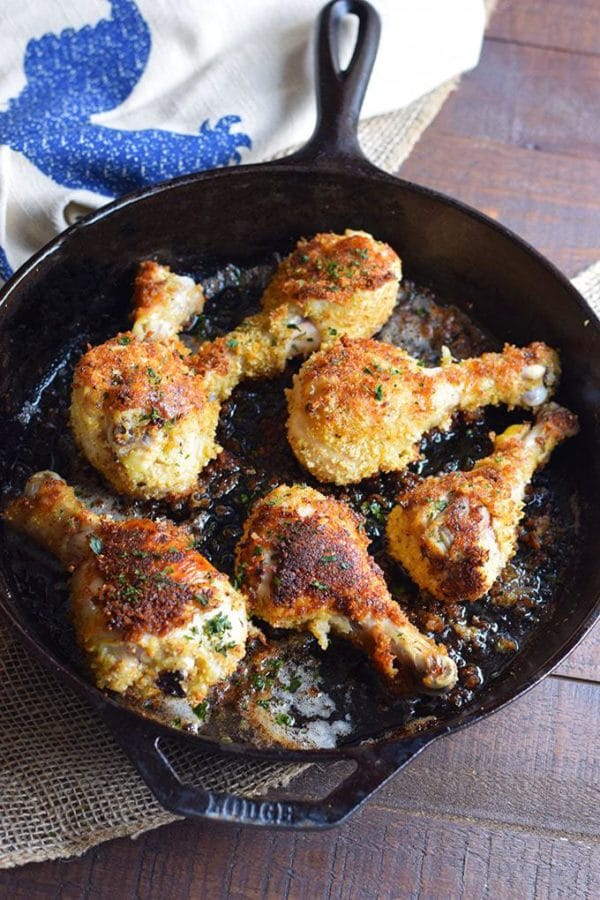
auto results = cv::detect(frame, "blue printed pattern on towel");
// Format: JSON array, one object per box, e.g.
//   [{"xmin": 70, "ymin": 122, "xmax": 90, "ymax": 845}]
[{"xmin": 0, "ymin": 0, "xmax": 252, "ymax": 277}]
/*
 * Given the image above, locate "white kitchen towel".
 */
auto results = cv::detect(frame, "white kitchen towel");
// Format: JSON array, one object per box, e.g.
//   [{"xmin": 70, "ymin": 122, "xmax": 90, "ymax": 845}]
[{"xmin": 0, "ymin": 0, "xmax": 485, "ymax": 281}]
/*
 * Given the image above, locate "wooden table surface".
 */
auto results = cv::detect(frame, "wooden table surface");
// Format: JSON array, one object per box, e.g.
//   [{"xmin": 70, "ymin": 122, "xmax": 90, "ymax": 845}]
[{"xmin": 2, "ymin": 1, "xmax": 599, "ymax": 896}]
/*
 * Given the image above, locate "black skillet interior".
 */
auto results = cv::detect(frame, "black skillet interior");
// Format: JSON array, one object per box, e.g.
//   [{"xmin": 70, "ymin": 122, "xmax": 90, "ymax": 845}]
[{"xmin": 0, "ymin": 0, "xmax": 599, "ymax": 828}]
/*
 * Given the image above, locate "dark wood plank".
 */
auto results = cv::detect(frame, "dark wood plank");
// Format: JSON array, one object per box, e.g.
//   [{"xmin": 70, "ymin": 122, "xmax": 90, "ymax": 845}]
[
  {"xmin": 2, "ymin": 676, "xmax": 597, "ymax": 897},
  {"xmin": 555, "ymin": 619, "xmax": 600, "ymax": 681},
  {"xmin": 489, "ymin": 0, "xmax": 600, "ymax": 56},
  {"xmin": 0, "ymin": 850, "xmax": 93, "ymax": 899},
  {"xmin": 374, "ymin": 677, "xmax": 599, "ymax": 839},
  {"xmin": 434, "ymin": 38, "xmax": 600, "ymax": 161},
  {"xmin": 400, "ymin": 134, "xmax": 600, "ymax": 277},
  {"xmin": 326, "ymin": 811, "xmax": 599, "ymax": 900},
  {"xmin": 27, "ymin": 805, "xmax": 595, "ymax": 900}
]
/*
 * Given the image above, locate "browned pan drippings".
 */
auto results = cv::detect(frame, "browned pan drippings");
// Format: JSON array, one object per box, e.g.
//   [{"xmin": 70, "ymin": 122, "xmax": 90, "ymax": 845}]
[{"xmin": 1, "ymin": 256, "xmax": 578, "ymax": 749}]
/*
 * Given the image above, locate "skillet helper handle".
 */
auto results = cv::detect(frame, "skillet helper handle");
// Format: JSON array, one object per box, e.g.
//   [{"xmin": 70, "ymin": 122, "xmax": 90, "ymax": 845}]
[
  {"xmin": 289, "ymin": 0, "xmax": 381, "ymax": 167},
  {"xmin": 103, "ymin": 708, "xmax": 432, "ymax": 829}
]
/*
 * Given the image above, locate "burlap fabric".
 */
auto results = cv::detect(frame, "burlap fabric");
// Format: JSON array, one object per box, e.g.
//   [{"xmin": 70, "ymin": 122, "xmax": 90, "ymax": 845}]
[{"xmin": 6, "ymin": 0, "xmax": 598, "ymax": 869}]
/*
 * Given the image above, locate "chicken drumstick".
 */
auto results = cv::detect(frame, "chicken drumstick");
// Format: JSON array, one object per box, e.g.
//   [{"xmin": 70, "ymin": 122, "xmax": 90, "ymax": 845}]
[
  {"xmin": 386, "ymin": 403, "xmax": 578, "ymax": 602},
  {"xmin": 5, "ymin": 472, "xmax": 248, "ymax": 705},
  {"xmin": 235, "ymin": 484, "xmax": 457, "ymax": 692},
  {"xmin": 287, "ymin": 337, "xmax": 560, "ymax": 484}
]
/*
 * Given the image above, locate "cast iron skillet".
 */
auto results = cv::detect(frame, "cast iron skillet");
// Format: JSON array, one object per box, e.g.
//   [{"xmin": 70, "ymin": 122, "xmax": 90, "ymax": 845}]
[{"xmin": 0, "ymin": 0, "xmax": 599, "ymax": 829}]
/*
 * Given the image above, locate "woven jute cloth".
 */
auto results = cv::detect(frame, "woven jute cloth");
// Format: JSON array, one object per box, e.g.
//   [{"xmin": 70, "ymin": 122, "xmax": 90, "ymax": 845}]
[{"xmin": 4, "ymin": 0, "xmax": 598, "ymax": 868}]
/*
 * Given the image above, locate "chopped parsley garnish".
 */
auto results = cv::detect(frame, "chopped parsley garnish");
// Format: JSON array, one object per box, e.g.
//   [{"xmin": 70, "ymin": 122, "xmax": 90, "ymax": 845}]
[
  {"xmin": 252, "ymin": 546, "xmax": 264, "ymax": 556},
  {"xmin": 286, "ymin": 676, "xmax": 302, "ymax": 693},
  {"xmin": 310, "ymin": 579, "xmax": 329, "ymax": 591},
  {"xmin": 192, "ymin": 701, "xmax": 208, "ymax": 721},
  {"xmin": 141, "ymin": 407, "xmax": 162, "ymax": 425},
  {"xmin": 432, "ymin": 499, "xmax": 448, "ymax": 512},
  {"xmin": 145, "ymin": 366, "xmax": 161, "ymax": 384},
  {"xmin": 374, "ymin": 385, "xmax": 384, "ymax": 401},
  {"xmin": 118, "ymin": 335, "xmax": 131, "ymax": 345},
  {"xmin": 204, "ymin": 613, "xmax": 231, "ymax": 636},
  {"xmin": 257, "ymin": 698, "xmax": 271, "ymax": 709},
  {"xmin": 232, "ymin": 567, "xmax": 245, "ymax": 589},
  {"xmin": 216, "ymin": 641, "xmax": 237, "ymax": 655},
  {"xmin": 326, "ymin": 260, "xmax": 342, "ymax": 279},
  {"xmin": 299, "ymin": 253, "xmax": 309, "ymax": 263},
  {"xmin": 286, "ymin": 322, "xmax": 301, "ymax": 331},
  {"xmin": 320, "ymin": 553, "xmax": 337, "ymax": 563},
  {"xmin": 328, "ymin": 327, "xmax": 338, "ymax": 336},
  {"xmin": 120, "ymin": 583, "xmax": 141, "ymax": 603},
  {"xmin": 275, "ymin": 712, "xmax": 294, "ymax": 727},
  {"xmin": 226, "ymin": 338, "xmax": 238, "ymax": 349},
  {"xmin": 89, "ymin": 535, "xmax": 103, "ymax": 555},
  {"xmin": 252, "ymin": 673, "xmax": 267, "ymax": 690},
  {"xmin": 193, "ymin": 593, "xmax": 209, "ymax": 607},
  {"xmin": 362, "ymin": 499, "xmax": 386, "ymax": 523}
]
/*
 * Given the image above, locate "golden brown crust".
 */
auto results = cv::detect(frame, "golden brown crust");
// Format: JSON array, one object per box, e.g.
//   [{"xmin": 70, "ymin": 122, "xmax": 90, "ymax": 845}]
[
  {"xmin": 287, "ymin": 337, "xmax": 561, "ymax": 484},
  {"xmin": 238, "ymin": 490, "xmax": 399, "ymax": 628},
  {"xmin": 236, "ymin": 485, "xmax": 457, "ymax": 691},
  {"xmin": 131, "ymin": 260, "xmax": 205, "ymax": 340},
  {"xmin": 387, "ymin": 403, "xmax": 579, "ymax": 602},
  {"xmin": 70, "ymin": 335, "xmax": 221, "ymax": 499},
  {"xmin": 72, "ymin": 335, "xmax": 200, "ymax": 423},
  {"xmin": 71, "ymin": 235, "xmax": 401, "ymax": 500},
  {"xmin": 132, "ymin": 260, "xmax": 170, "ymax": 315},
  {"xmin": 4, "ymin": 473, "xmax": 97, "ymax": 568},
  {"xmin": 93, "ymin": 518, "xmax": 222, "ymax": 639},
  {"xmin": 262, "ymin": 231, "xmax": 399, "ymax": 308}
]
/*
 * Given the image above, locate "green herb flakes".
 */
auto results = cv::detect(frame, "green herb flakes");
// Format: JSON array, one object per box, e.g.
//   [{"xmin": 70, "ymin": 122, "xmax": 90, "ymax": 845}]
[
  {"xmin": 204, "ymin": 613, "xmax": 231, "ymax": 637},
  {"xmin": 192, "ymin": 701, "xmax": 208, "ymax": 721},
  {"xmin": 89, "ymin": 535, "xmax": 103, "ymax": 555}
]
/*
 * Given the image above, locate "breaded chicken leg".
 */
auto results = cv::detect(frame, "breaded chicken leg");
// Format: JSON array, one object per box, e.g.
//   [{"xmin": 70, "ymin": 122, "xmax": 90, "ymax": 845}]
[
  {"xmin": 236, "ymin": 484, "xmax": 457, "ymax": 692},
  {"xmin": 194, "ymin": 230, "xmax": 401, "ymax": 399},
  {"xmin": 72, "ymin": 232, "xmax": 401, "ymax": 500},
  {"xmin": 386, "ymin": 403, "xmax": 578, "ymax": 602},
  {"xmin": 5, "ymin": 472, "xmax": 247, "ymax": 704},
  {"xmin": 71, "ymin": 262, "xmax": 212, "ymax": 499},
  {"xmin": 287, "ymin": 337, "xmax": 560, "ymax": 484}
]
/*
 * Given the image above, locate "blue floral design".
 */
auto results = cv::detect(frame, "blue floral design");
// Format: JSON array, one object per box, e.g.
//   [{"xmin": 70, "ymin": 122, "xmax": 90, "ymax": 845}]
[{"xmin": 0, "ymin": 0, "xmax": 252, "ymax": 277}]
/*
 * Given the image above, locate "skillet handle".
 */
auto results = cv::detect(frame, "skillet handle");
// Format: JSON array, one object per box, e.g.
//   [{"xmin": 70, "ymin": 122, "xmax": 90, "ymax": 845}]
[
  {"xmin": 287, "ymin": 0, "xmax": 381, "ymax": 168},
  {"xmin": 102, "ymin": 707, "xmax": 433, "ymax": 829}
]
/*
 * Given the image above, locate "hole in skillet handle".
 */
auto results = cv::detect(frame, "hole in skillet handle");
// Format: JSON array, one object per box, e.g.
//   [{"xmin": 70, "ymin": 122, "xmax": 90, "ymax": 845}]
[
  {"xmin": 101, "ymin": 705, "xmax": 435, "ymax": 830},
  {"xmin": 285, "ymin": 0, "xmax": 382, "ymax": 170}
]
